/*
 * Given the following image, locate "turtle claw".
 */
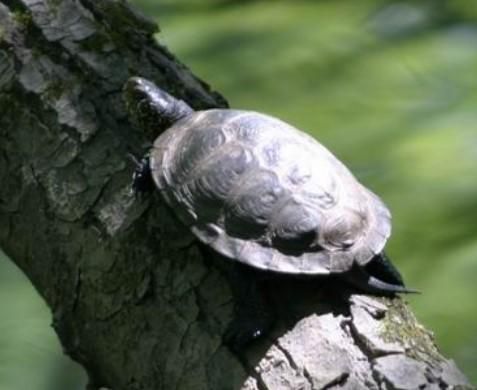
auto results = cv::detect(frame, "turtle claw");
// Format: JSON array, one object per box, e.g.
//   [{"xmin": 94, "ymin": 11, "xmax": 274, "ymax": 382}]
[
  {"xmin": 224, "ymin": 315, "xmax": 273, "ymax": 352},
  {"xmin": 217, "ymin": 262, "xmax": 275, "ymax": 352}
]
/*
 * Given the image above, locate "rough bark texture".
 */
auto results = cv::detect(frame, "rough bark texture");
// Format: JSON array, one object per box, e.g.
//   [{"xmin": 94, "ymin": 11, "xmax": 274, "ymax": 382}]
[{"xmin": 0, "ymin": 1, "xmax": 473, "ymax": 389}]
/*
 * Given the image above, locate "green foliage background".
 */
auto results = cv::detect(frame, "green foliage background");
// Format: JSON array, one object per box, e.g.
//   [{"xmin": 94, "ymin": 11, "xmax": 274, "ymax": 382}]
[{"xmin": 0, "ymin": 0, "xmax": 476, "ymax": 388}]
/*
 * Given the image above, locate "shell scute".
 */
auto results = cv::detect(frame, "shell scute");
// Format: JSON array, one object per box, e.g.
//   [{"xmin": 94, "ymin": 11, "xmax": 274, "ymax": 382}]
[
  {"xmin": 151, "ymin": 109, "xmax": 392, "ymax": 275},
  {"xmin": 224, "ymin": 169, "xmax": 284, "ymax": 239},
  {"xmin": 227, "ymin": 112, "xmax": 289, "ymax": 143},
  {"xmin": 270, "ymin": 198, "xmax": 321, "ymax": 249},
  {"xmin": 173, "ymin": 126, "xmax": 227, "ymax": 184},
  {"xmin": 174, "ymin": 144, "xmax": 255, "ymax": 222}
]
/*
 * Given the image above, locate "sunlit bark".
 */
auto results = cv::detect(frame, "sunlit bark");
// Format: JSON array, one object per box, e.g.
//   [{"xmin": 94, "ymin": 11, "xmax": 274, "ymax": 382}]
[{"xmin": 0, "ymin": 1, "xmax": 472, "ymax": 389}]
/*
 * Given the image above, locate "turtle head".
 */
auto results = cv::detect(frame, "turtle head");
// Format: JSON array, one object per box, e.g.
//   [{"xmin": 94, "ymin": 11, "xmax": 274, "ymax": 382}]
[{"xmin": 124, "ymin": 77, "xmax": 194, "ymax": 134}]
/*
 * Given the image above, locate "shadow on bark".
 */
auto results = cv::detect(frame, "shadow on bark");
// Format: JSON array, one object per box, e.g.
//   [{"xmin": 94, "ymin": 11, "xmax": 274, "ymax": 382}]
[{"xmin": 0, "ymin": 0, "xmax": 473, "ymax": 389}]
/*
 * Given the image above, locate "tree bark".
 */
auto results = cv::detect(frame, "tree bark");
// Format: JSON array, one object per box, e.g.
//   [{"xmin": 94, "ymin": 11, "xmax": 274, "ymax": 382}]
[{"xmin": 0, "ymin": 1, "xmax": 473, "ymax": 389}]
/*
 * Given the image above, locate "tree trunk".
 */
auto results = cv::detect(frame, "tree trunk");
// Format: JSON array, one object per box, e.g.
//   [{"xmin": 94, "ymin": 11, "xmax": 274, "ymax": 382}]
[{"xmin": 0, "ymin": 1, "xmax": 473, "ymax": 389}]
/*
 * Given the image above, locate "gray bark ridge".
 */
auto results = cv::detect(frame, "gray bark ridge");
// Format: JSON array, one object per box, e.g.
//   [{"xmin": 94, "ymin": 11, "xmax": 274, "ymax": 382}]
[{"xmin": 0, "ymin": 0, "xmax": 473, "ymax": 389}]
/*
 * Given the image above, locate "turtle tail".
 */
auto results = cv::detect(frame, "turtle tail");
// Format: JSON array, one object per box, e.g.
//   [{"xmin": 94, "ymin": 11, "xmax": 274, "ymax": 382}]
[
  {"xmin": 345, "ymin": 253, "xmax": 420, "ymax": 295},
  {"xmin": 124, "ymin": 77, "xmax": 194, "ymax": 133}
]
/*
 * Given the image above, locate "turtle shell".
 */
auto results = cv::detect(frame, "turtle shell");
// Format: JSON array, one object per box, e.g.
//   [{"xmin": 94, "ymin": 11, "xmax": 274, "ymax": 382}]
[{"xmin": 150, "ymin": 110, "xmax": 391, "ymax": 275}]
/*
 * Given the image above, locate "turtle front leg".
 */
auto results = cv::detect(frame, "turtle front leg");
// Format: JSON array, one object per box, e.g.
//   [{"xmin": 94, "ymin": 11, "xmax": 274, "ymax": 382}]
[
  {"xmin": 221, "ymin": 261, "xmax": 275, "ymax": 352},
  {"xmin": 129, "ymin": 154, "xmax": 154, "ymax": 196}
]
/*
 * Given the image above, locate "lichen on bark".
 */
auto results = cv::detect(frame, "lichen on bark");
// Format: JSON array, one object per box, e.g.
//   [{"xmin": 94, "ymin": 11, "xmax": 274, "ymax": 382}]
[{"xmin": 0, "ymin": 0, "xmax": 473, "ymax": 389}]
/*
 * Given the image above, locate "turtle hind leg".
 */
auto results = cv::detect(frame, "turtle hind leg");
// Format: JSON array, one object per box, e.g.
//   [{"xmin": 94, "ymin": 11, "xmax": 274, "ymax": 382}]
[{"xmin": 220, "ymin": 261, "xmax": 275, "ymax": 352}]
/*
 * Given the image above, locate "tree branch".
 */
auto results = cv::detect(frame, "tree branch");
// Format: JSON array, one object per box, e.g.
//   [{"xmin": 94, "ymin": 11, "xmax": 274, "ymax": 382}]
[{"xmin": 0, "ymin": 0, "xmax": 473, "ymax": 389}]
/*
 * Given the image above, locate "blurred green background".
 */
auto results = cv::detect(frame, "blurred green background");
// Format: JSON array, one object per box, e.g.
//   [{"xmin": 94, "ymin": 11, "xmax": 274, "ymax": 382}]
[{"xmin": 1, "ymin": 0, "xmax": 476, "ymax": 388}]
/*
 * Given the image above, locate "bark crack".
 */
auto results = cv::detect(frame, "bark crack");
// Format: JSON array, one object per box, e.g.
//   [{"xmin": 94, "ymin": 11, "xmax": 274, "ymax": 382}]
[
  {"xmin": 275, "ymin": 340, "xmax": 314, "ymax": 390},
  {"xmin": 321, "ymin": 372, "xmax": 349, "ymax": 390},
  {"xmin": 0, "ymin": 1, "xmax": 473, "ymax": 389},
  {"xmin": 274, "ymin": 340, "xmax": 300, "ymax": 371},
  {"xmin": 346, "ymin": 316, "xmax": 401, "ymax": 360}
]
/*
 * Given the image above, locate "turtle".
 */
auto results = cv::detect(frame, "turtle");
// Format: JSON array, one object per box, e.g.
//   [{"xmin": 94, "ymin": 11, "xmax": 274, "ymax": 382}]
[{"xmin": 124, "ymin": 77, "xmax": 416, "ymax": 350}]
